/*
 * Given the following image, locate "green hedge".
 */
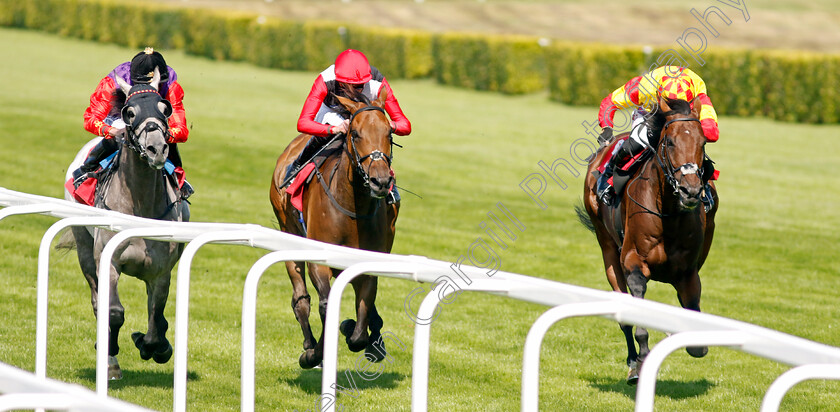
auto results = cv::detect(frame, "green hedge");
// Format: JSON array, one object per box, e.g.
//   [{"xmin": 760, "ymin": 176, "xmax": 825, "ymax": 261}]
[{"xmin": 2, "ymin": 0, "xmax": 838, "ymax": 123}]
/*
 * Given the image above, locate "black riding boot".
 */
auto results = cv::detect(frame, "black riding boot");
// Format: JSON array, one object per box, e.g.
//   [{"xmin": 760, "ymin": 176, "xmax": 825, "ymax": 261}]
[
  {"xmin": 701, "ymin": 157, "xmax": 716, "ymax": 212},
  {"xmin": 282, "ymin": 134, "xmax": 332, "ymax": 187},
  {"xmin": 596, "ymin": 138, "xmax": 645, "ymax": 205},
  {"xmin": 167, "ymin": 143, "xmax": 194, "ymax": 199},
  {"xmin": 72, "ymin": 137, "xmax": 119, "ymax": 188}
]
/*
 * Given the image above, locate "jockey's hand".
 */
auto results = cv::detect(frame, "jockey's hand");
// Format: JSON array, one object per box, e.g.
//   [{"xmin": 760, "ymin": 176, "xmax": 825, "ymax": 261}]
[
  {"xmin": 330, "ymin": 120, "xmax": 349, "ymax": 135},
  {"xmin": 108, "ymin": 127, "xmax": 126, "ymax": 139},
  {"xmin": 389, "ymin": 120, "xmax": 396, "ymax": 133},
  {"xmin": 598, "ymin": 127, "xmax": 613, "ymax": 143}
]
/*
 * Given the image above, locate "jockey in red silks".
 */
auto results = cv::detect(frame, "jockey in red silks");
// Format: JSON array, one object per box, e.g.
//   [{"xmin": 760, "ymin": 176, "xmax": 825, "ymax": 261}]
[
  {"xmin": 595, "ymin": 65, "xmax": 719, "ymax": 207},
  {"xmin": 73, "ymin": 47, "xmax": 192, "ymax": 197},
  {"xmin": 284, "ymin": 49, "xmax": 411, "ymax": 201}
]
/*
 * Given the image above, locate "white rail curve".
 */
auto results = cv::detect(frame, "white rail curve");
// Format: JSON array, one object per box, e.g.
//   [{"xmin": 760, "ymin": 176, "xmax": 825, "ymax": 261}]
[{"xmin": 2, "ymin": 186, "xmax": 839, "ymax": 412}]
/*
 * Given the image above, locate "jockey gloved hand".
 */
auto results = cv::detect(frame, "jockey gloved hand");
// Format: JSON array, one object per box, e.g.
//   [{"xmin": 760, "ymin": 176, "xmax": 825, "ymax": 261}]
[
  {"xmin": 599, "ymin": 127, "xmax": 613, "ymax": 143},
  {"xmin": 108, "ymin": 127, "xmax": 126, "ymax": 139},
  {"xmin": 330, "ymin": 120, "xmax": 349, "ymax": 135}
]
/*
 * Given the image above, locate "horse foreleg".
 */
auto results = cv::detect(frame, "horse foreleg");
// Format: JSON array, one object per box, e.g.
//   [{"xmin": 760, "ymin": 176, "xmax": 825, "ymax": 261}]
[
  {"xmin": 107, "ymin": 265, "xmax": 125, "ymax": 380},
  {"xmin": 340, "ymin": 275, "xmax": 377, "ymax": 354},
  {"xmin": 286, "ymin": 261, "xmax": 316, "ymax": 352},
  {"xmin": 625, "ymin": 267, "xmax": 650, "ymax": 385},
  {"xmin": 132, "ymin": 274, "xmax": 173, "ymax": 364},
  {"xmin": 675, "ymin": 270, "xmax": 708, "ymax": 358}
]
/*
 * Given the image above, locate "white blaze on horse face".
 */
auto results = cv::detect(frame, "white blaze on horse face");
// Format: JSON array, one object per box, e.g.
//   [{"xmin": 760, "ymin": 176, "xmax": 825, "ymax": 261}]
[{"xmin": 679, "ymin": 163, "xmax": 699, "ymax": 175}]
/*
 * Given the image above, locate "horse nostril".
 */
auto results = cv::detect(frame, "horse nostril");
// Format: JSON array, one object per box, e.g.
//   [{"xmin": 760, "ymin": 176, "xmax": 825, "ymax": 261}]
[{"xmin": 147, "ymin": 145, "xmax": 157, "ymax": 155}]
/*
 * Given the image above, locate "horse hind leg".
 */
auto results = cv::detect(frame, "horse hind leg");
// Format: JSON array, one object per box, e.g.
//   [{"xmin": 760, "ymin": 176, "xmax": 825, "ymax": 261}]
[
  {"xmin": 285, "ymin": 261, "xmax": 318, "ymax": 368},
  {"xmin": 73, "ymin": 228, "xmax": 124, "ymax": 380},
  {"xmin": 132, "ymin": 274, "xmax": 173, "ymax": 364},
  {"xmin": 298, "ymin": 263, "xmax": 332, "ymax": 369},
  {"xmin": 675, "ymin": 271, "xmax": 708, "ymax": 358}
]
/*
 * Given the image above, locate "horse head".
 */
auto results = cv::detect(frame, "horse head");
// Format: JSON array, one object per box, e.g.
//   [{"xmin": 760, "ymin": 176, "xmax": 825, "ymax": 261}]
[
  {"xmin": 114, "ymin": 67, "xmax": 172, "ymax": 170},
  {"xmin": 653, "ymin": 97, "xmax": 706, "ymax": 211},
  {"xmin": 335, "ymin": 88, "xmax": 394, "ymax": 199}
]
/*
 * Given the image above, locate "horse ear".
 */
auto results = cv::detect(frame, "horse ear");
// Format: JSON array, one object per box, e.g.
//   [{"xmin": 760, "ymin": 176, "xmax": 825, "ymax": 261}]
[
  {"xmin": 334, "ymin": 93, "xmax": 364, "ymax": 113},
  {"xmin": 690, "ymin": 96, "xmax": 702, "ymax": 119},
  {"xmin": 373, "ymin": 86, "xmax": 387, "ymax": 108},
  {"xmin": 159, "ymin": 99, "xmax": 173, "ymax": 118},
  {"xmin": 658, "ymin": 95, "xmax": 673, "ymax": 113},
  {"xmin": 115, "ymin": 75, "xmax": 132, "ymax": 96},
  {"xmin": 150, "ymin": 67, "xmax": 161, "ymax": 91}
]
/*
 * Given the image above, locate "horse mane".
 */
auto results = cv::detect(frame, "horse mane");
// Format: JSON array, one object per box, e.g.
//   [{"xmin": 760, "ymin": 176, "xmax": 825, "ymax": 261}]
[{"xmin": 645, "ymin": 98, "xmax": 693, "ymax": 144}]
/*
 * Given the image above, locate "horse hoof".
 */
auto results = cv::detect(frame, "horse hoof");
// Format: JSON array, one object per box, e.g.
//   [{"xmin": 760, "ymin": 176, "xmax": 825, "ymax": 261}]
[
  {"xmin": 108, "ymin": 356, "xmax": 122, "ymax": 380},
  {"xmin": 339, "ymin": 319, "xmax": 356, "ymax": 337},
  {"xmin": 299, "ymin": 349, "xmax": 321, "ymax": 369},
  {"xmin": 152, "ymin": 342, "xmax": 173, "ymax": 364},
  {"xmin": 131, "ymin": 332, "xmax": 153, "ymax": 360},
  {"xmin": 626, "ymin": 361, "xmax": 640, "ymax": 385},
  {"xmin": 365, "ymin": 341, "xmax": 386, "ymax": 363},
  {"xmin": 686, "ymin": 346, "xmax": 709, "ymax": 358}
]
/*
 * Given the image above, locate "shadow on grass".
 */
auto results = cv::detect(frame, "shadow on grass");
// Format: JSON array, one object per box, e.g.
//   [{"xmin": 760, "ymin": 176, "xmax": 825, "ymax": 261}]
[
  {"xmin": 280, "ymin": 368, "xmax": 405, "ymax": 395},
  {"xmin": 78, "ymin": 368, "xmax": 199, "ymax": 388},
  {"xmin": 586, "ymin": 375, "xmax": 714, "ymax": 399}
]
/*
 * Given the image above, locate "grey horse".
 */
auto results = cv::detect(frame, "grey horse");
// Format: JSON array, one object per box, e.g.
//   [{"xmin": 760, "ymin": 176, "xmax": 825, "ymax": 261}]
[{"xmin": 63, "ymin": 68, "xmax": 190, "ymax": 380}]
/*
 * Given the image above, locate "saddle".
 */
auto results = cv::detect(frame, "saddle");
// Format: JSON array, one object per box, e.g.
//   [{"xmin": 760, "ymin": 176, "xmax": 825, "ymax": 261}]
[
  {"xmin": 596, "ymin": 136, "xmax": 652, "ymax": 199},
  {"xmin": 285, "ymin": 138, "xmax": 345, "ymax": 213},
  {"xmin": 65, "ymin": 149, "xmax": 186, "ymax": 206}
]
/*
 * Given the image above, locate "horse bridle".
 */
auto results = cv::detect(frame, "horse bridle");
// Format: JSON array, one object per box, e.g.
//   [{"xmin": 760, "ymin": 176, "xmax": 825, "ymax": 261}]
[
  {"xmin": 122, "ymin": 87, "xmax": 172, "ymax": 161},
  {"xmin": 654, "ymin": 117, "xmax": 704, "ymax": 197},
  {"xmin": 345, "ymin": 105, "xmax": 394, "ymax": 189}
]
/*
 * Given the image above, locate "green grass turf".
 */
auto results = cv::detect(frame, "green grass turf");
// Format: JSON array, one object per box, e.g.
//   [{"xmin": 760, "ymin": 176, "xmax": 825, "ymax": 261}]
[{"xmin": 1, "ymin": 27, "xmax": 839, "ymax": 411}]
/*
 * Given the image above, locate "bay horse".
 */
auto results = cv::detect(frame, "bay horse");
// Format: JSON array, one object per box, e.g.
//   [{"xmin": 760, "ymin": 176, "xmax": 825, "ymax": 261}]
[
  {"xmin": 270, "ymin": 89, "xmax": 398, "ymax": 369},
  {"xmin": 64, "ymin": 68, "xmax": 189, "ymax": 379},
  {"xmin": 577, "ymin": 96, "xmax": 718, "ymax": 384}
]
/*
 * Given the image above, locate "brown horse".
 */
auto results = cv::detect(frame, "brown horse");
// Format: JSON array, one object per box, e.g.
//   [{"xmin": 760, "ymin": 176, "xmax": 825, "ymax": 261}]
[
  {"xmin": 577, "ymin": 97, "xmax": 718, "ymax": 384},
  {"xmin": 270, "ymin": 89, "xmax": 398, "ymax": 369}
]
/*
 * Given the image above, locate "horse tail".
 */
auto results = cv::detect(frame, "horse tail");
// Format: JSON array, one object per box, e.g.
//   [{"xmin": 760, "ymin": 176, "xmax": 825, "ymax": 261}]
[
  {"xmin": 54, "ymin": 230, "xmax": 77, "ymax": 251},
  {"xmin": 574, "ymin": 201, "xmax": 595, "ymax": 234}
]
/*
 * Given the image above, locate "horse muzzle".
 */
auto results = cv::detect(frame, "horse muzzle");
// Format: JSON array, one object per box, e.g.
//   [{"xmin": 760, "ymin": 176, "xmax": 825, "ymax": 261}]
[
  {"xmin": 678, "ymin": 184, "xmax": 702, "ymax": 210},
  {"xmin": 368, "ymin": 174, "xmax": 394, "ymax": 199},
  {"xmin": 145, "ymin": 143, "xmax": 169, "ymax": 170}
]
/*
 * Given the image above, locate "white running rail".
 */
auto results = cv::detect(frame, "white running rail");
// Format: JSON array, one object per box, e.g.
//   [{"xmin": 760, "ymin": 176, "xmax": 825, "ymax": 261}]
[{"xmin": 2, "ymin": 186, "xmax": 839, "ymax": 412}]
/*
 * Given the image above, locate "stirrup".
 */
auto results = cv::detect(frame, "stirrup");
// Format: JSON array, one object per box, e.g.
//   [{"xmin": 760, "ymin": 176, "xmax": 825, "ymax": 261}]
[
  {"xmin": 72, "ymin": 169, "xmax": 91, "ymax": 190},
  {"xmin": 701, "ymin": 184, "xmax": 715, "ymax": 212},
  {"xmin": 180, "ymin": 181, "xmax": 194, "ymax": 200}
]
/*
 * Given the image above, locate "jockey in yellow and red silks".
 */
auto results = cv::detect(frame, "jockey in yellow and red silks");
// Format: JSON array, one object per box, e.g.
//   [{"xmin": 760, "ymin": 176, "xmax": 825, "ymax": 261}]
[{"xmin": 595, "ymin": 65, "xmax": 719, "ymax": 206}]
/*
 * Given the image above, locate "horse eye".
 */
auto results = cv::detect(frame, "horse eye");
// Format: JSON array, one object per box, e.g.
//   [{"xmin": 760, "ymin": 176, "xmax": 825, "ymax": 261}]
[{"xmin": 351, "ymin": 130, "xmax": 360, "ymax": 140}]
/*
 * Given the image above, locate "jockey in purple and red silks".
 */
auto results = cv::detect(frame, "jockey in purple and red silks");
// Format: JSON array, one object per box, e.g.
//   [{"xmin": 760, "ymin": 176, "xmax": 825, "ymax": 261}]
[
  {"xmin": 73, "ymin": 47, "xmax": 192, "ymax": 196},
  {"xmin": 282, "ymin": 49, "xmax": 411, "ymax": 201}
]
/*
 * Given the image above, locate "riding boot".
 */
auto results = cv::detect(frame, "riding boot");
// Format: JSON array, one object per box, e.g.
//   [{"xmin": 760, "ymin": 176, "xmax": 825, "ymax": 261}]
[
  {"xmin": 282, "ymin": 134, "xmax": 332, "ymax": 188},
  {"xmin": 701, "ymin": 184, "xmax": 715, "ymax": 212},
  {"xmin": 72, "ymin": 137, "xmax": 119, "ymax": 189},
  {"xmin": 595, "ymin": 163, "xmax": 615, "ymax": 205},
  {"xmin": 166, "ymin": 143, "xmax": 194, "ymax": 199},
  {"xmin": 597, "ymin": 138, "xmax": 645, "ymax": 205}
]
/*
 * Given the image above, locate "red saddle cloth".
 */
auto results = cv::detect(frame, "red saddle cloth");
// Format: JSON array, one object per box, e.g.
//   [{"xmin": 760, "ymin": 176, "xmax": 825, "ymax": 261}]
[
  {"xmin": 285, "ymin": 162, "xmax": 317, "ymax": 212},
  {"xmin": 65, "ymin": 166, "xmax": 186, "ymax": 207}
]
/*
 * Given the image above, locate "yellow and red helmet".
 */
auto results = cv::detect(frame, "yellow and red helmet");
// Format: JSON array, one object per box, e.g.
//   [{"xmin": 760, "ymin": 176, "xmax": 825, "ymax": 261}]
[{"xmin": 658, "ymin": 75, "xmax": 695, "ymax": 102}]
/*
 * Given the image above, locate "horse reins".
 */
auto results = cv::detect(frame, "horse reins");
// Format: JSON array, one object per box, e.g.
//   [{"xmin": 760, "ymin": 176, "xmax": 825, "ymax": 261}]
[
  {"xmin": 625, "ymin": 116, "xmax": 703, "ymax": 218},
  {"xmin": 315, "ymin": 104, "xmax": 394, "ymax": 220}
]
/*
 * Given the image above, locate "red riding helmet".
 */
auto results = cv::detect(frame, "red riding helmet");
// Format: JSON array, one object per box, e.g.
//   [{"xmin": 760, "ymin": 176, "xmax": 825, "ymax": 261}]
[
  {"xmin": 334, "ymin": 49, "xmax": 372, "ymax": 84},
  {"xmin": 658, "ymin": 74, "xmax": 695, "ymax": 102}
]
